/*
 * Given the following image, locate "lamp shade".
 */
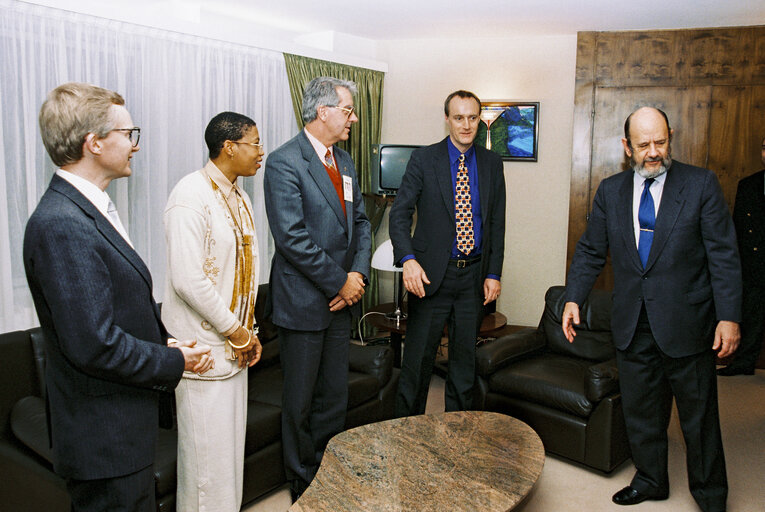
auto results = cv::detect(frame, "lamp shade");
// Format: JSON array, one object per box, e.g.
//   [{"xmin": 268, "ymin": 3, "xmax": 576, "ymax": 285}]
[{"xmin": 371, "ymin": 239, "xmax": 402, "ymax": 272}]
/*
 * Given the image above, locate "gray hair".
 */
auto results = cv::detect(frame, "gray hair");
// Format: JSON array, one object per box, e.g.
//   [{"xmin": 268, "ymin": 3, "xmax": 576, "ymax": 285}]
[{"xmin": 301, "ymin": 77, "xmax": 357, "ymax": 124}]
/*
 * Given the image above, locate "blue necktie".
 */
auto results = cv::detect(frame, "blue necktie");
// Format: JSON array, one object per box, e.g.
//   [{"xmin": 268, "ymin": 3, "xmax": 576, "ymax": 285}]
[{"xmin": 638, "ymin": 178, "xmax": 655, "ymax": 268}]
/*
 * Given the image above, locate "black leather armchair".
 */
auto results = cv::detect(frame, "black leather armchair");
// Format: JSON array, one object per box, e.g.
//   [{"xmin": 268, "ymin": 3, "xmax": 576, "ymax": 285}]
[{"xmin": 474, "ymin": 285, "xmax": 631, "ymax": 472}]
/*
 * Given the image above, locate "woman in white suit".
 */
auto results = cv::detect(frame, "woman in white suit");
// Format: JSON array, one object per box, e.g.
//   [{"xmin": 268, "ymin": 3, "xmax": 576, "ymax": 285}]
[{"xmin": 162, "ymin": 112, "xmax": 263, "ymax": 511}]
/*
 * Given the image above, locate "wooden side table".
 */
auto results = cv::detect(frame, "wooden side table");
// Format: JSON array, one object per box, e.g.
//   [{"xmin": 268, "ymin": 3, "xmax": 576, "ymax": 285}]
[{"xmin": 365, "ymin": 302, "xmax": 509, "ymax": 368}]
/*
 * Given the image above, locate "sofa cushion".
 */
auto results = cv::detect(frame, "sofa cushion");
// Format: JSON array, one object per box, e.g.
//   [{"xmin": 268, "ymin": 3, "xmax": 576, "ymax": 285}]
[
  {"xmin": 248, "ymin": 365, "xmax": 283, "ymax": 408},
  {"xmin": 10, "ymin": 396, "xmax": 52, "ymax": 465},
  {"xmin": 245, "ymin": 401, "xmax": 281, "ymax": 453},
  {"xmin": 248, "ymin": 362, "xmax": 381, "ymax": 411},
  {"xmin": 542, "ymin": 286, "xmax": 615, "ymax": 362},
  {"xmin": 348, "ymin": 344, "xmax": 392, "ymax": 389},
  {"xmin": 347, "ymin": 372, "xmax": 379, "ymax": 409},
  {"xmin": 488, "ymin": 354, "xmax": 596, "ymax": 418}
]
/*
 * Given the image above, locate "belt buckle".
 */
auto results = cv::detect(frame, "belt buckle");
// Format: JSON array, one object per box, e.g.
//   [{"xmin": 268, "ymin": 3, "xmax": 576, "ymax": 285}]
[{"xmin": 456, "ymin": 259, "xmax": 467, "ymax": 269}]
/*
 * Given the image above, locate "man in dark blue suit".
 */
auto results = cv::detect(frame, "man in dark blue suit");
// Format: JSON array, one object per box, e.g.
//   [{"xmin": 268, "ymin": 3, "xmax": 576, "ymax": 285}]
[
  {"xmin": 264, "ymin": 77, "xmax": 371, "ymax": 500},
  {"xmin": 389, "ymin": 90, "xmax": 506, "ymax": 416},
  {"xmin": 24, "ymin": 82, "xmax": 212, "ymax": 511},
  {"xmin": 563, "ymin": 107, "xmax": 741, "ymax": 512},
  {"xmin": 718, "ymin": 135, "xmax": 765, "ymax": 376}
]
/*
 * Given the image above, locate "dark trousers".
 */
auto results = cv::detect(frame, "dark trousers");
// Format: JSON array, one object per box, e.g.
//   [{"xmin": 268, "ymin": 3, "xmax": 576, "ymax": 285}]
[
  {"xmin": 279, "ymin": 310, "xmax": 350, "ymax": 490},
  {"xmin": 66, "ymin": 464, "xmax": 155, "ymax": 512},
  {"xmin": 395, "ymin": 262, "xmax": 483, "ymax": 417},
  {"xmin": 727, "ymin": 283, "xmax": 765, "ymax": 371},
  {"xmin": 617, "ymin": 308, "xmax": 727, "ymax": 512}
]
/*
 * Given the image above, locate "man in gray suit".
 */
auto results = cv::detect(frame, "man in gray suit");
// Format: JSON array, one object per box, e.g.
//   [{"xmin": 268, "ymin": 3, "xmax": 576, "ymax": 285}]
[
  {"xmin": 563, "ymin": 107, "xmax": 741, "ymax": 512},
  {"xmin": 24, "ymin": 82, "xmax": 212, "ymax": 511},
  {"xmin": 264, "ymin": 76, "xmax": 371, "ymax": 500}
]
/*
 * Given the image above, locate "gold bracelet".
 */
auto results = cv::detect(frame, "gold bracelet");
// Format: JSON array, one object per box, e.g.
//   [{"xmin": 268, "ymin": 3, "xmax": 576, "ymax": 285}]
[{"xmin": 227, "ymin": 329, "xmax": 251, "ymax": 349}]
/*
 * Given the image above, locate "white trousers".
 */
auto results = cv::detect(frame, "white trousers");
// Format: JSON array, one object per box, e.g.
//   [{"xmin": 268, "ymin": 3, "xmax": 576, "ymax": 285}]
[{"xmin": 175, "ymin": 369, "xmax": 248, "ymax": 512}]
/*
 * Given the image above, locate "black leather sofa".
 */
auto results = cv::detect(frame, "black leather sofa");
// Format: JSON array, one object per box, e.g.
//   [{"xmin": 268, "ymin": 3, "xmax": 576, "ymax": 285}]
[
  {"xmin": 474, "ymin": 285, "xmax": 631, "ymax": 472},
  {"xmin": 0, "ymin": 284, "xmax": 399, "ymax": 511}
]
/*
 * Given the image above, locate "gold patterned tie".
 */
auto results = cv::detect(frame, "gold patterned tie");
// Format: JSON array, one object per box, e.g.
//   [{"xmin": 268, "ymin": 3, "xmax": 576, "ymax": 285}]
[{"xmin": 455, "ymin": 154, "xmax": 474, "ymax": 255}]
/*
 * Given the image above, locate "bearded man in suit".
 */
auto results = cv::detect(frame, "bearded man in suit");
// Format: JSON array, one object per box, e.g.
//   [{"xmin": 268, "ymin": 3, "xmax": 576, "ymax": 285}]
[
  {"xmin": 563, "ymin": 106, "xmax": 741, "ymax": 512},
  {"xmin": 264, "ymin": 76, "xmax": 371, "ymax": 500},
  {"xmin": 24, "ymin": 82, "xmax": 212, "ymax": 511},
  {"xmin": 389, "ymin": 90, "xmax": 506, "ymax": 417}
]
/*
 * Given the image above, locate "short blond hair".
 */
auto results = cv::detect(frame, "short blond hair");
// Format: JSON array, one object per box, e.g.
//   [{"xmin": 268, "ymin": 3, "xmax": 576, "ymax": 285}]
[{"xmin": 38, "ymin": 82, "xmax": 125, "ymax": 167}]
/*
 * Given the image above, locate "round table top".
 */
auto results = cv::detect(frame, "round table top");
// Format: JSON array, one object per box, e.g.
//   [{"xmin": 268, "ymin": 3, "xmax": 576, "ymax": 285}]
[{"xmin": 290, "ymin": 411, "xmax": 545, "ymax": 512}]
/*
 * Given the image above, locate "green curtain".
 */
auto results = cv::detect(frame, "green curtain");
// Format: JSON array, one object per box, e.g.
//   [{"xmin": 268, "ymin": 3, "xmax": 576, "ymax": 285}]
[{"xmin": 283, "ymin": 53, "xmax": 386, "ymax": 339}]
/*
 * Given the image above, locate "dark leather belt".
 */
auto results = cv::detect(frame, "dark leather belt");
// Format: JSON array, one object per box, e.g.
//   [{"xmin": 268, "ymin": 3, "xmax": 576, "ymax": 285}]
[{"xmin": 449, "ymin": 256, "xmax": 481, "ymax": 268}]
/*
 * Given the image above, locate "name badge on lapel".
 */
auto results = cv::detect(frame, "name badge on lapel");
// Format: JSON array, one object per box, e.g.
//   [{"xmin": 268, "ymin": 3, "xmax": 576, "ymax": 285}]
[{"xmin": 342, "ymin": 175, "xmax": 353, "ymax": 202}]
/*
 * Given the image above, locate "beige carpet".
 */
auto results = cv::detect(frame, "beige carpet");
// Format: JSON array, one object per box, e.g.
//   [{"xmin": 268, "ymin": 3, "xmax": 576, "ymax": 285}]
[{"xmin": 245, "ymin": 369, "xmax": 765, "ymax": 512}]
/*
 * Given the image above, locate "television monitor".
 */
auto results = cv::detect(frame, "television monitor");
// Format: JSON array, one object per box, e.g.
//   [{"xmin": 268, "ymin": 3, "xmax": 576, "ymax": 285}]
[{"xmin": 370, "ymin": 144, "xmax": 419, "ymax": 196}]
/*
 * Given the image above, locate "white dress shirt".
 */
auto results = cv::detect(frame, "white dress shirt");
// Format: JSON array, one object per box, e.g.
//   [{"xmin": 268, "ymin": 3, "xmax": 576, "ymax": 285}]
[
  {"xmin": 56, "ymin": 169, "xmax": 133, "ymax": 247},
  {"xmin": 632, "ymin": 170, "xmax": 667, "ymax": 248}
]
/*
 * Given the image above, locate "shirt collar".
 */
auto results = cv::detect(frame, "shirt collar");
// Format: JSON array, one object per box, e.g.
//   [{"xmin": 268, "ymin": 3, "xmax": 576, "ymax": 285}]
[
  {"xmin": 203, "ymin": 160, "xmax": 239, "ymax": 198},
  {"xmin": 633, "ymin": 168, "xmax": 668, "ymax": 188},
  {"xmin": 446, "ymin": 137, "xmax": 475, "ymax": 165},
  {"xmin": 55, "ymin": 169, "xmax": 111, "ymax": 216},
  {"xmin": 304, "ymin": 127, "xmax": 333, "ymax": 163}
]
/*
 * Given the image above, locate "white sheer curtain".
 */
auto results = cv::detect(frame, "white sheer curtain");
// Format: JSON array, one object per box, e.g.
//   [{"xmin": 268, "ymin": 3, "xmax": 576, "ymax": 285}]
[{"xmin": 0, "ymin": 0, "xmax": 297, "ymax": 331}]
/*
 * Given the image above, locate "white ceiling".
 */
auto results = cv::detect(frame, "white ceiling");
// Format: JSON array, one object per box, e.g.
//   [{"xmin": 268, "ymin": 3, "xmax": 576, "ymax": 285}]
[{"xmin": 202, "ymin": 0, "xmax": 765, "ymax": 39}]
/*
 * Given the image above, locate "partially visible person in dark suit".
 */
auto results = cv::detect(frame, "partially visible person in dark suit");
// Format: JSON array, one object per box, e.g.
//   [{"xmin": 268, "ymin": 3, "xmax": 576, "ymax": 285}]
[
  {"xmin": 562, "ymin": 107, "xmax": 741, "ymax": 512},
  {"xmin": 389, "ymin": 90, "xmax": 506, "ymax": 417},
  {"xmin": 718, "ymin": 135, "xmax": 765, "ymax": 376},
  {"xmin": 264, "ymin": 76, "xmax": 371, "ymax": 501},
  {"xmin": 24, "ymin": 82, "xmax": 213, "ymax": 512}
]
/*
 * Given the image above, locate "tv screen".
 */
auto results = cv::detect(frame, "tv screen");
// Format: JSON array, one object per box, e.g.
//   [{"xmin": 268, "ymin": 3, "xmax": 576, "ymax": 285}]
[{"xmin": 370, "ymin": 144, "xmax": 419, "ymax": 196}]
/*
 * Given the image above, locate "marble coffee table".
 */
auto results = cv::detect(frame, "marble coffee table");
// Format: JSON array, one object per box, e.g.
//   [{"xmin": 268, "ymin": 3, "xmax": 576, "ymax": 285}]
[{"xmin": 290, "ymin": 411, "xmax": 545, "ymax": 511}]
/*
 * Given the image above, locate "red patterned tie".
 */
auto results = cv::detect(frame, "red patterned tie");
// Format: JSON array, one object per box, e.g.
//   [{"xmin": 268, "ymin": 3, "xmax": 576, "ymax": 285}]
[{"xmin": 455, "ymin": 154, "xmax": 474, "ymax": 255}]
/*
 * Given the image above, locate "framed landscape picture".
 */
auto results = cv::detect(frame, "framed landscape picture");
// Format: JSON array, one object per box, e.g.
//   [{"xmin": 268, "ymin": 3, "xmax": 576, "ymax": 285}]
[{"xmin": 475, "ymin": 101, "xmax": 539, "ymax": 161}]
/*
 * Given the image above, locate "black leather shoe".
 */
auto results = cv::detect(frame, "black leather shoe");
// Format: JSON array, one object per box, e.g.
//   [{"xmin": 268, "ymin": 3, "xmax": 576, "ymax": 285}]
[
  {"xmin": 290, "ymin": 480, "xmax": 308, "ymax": 503},
  {"xmin": 717, "ymin": 365, "xmax": 755, "ymax": 376},
  {"xmin": 612, "ymin": 486, "xmax": 668, "ymax": 505}
]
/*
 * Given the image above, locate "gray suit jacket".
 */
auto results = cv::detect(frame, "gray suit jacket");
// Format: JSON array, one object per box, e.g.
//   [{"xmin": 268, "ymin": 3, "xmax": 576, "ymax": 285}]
[
  {"xmin": 264, "ymin": 131, "xmax": 371, "ymax": 330},
  {"xmin": 566, "ymin": 161, "xmax": 742, "ymax": 357},
  {"xmin": 23, "ymin": 175, "xmax": 185, "ymax": 480}
]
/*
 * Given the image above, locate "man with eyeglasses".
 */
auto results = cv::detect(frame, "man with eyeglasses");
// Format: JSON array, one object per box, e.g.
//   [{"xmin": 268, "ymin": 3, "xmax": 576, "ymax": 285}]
[
  {"xmin": 264, "ymin": 76, "xmax": 371, "ymax": 501},
  {"xmin": 389, "ymin": 90, "xmax": 506, "ymax": 417},
  {"xmin": 24, "ymin": 82, "xmax": 212, "ymax": 511}
]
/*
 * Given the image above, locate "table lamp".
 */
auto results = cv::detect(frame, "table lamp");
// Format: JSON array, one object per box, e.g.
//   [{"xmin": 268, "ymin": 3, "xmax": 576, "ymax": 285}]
[{"xmin": 370, "ymin": 239, "xmax": 406, "ymax": 321}]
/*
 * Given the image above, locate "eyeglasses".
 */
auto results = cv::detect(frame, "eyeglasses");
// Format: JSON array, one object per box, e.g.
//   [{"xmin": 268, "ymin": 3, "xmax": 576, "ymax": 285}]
[
  {"xmin": 231, "ymin": 141, "xmax": 263, "ymax": 150},
  {"xmin": 112, "ymin": 127, "xmax": 141, "ymax": 147},
  {"xmin": 330, "ymin": 105, "xmax": 356, "ymax": 118}
]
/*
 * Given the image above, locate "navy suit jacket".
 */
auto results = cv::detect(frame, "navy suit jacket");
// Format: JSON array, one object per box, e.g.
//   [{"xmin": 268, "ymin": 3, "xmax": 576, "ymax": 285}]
[
  {"xmin": 23, "ymin": 175, "xmax": 185, "ymax": 480},
  {"xmin": 733, "ymin": 169, "xmax": 765, "ymax": 285},
  {"xmin": 389, "ymin": 138, "xmax": 506, "ymax": 295},
  {"xmin": 566, "ymin": 161, "xmax": 742, "ymax": 358},
  {"xmin": 264, "ymin": 131, "xmax": 371, "ymax": 331}
]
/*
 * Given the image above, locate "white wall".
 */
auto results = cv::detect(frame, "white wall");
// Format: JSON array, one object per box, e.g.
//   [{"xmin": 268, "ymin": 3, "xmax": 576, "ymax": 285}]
[{"xmin": 378, "ymin": 35, "xmax": 578, "ymax": 326}]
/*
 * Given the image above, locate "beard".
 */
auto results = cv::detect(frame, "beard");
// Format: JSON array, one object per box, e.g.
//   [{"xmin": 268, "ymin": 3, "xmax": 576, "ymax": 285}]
[{"xmin": 631, "ymin": 153, "xmax": 672, "ymax": 179}]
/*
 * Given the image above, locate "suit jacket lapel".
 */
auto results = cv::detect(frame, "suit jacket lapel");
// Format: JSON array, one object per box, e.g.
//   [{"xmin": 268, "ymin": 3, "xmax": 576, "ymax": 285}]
[
  {"xmin": 298, "ymin": 133, "xmax": 348, "ymax": 231},
  {"xmin": 476, "ymin": 147, "xmax": 491, "ymax": 224},
  {"xmin": 616, "ymin": 172, "xmax": 643, "ymax": 271},
  {"xmin": 337, "ymin": 150, "xmax": 354, "ymax": 244},
  {"xmin": 645, "ymin": 166, "xmax": 685, "ymax": 271},
  {"xmin": 50, "ymin": 175, "xmax": 153, "ymax": 288},
  {"xmin": 435, "ymin": 139, "xmax": 455, "ymax": 225}
]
